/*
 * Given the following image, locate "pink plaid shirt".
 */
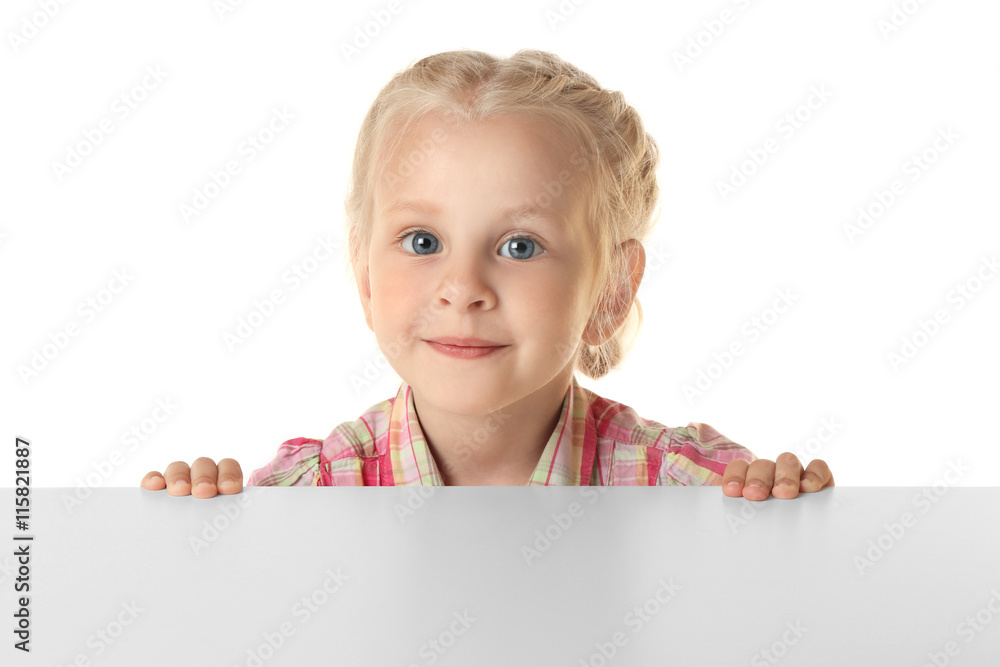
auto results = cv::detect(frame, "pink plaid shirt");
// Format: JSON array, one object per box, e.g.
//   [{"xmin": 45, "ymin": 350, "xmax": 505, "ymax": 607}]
[{"xmin": 247, "ymin": 375, "xmax": 756, "ymax": 486}]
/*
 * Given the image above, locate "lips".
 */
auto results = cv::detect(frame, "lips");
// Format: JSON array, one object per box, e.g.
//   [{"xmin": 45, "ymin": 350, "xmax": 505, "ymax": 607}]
[
  {"xmin": 425, "ymin": 336, "xmax": 507, "ymax": 347},
  {"xmin": 425, "ymin": 340, "xmax": 508, "ymax": 359}
]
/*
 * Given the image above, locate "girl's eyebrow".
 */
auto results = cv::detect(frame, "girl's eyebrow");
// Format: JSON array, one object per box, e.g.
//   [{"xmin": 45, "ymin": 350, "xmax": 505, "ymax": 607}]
[
  {"xmin": 382, "ymin": 199, "xmax": 566, "ymax": 228},
  {"xmin": 381, "ymin": 199, "xmax": 440, "ymax": 217}
]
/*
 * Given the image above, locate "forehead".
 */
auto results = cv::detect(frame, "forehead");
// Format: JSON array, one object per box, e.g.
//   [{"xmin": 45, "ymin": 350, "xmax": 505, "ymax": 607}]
[
  {"xmin": 382, "ymin": 198, "xmax": 570, "ymax": 232},
  {"xmin": 375, "ymin": 113, "xmax": 590, "ymax": 220}
]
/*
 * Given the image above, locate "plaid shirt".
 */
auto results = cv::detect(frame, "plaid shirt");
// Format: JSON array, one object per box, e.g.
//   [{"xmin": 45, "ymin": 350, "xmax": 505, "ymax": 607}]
[{"xmin": 247, "ymin": 375, "xmax": 756, "ymax": 487}]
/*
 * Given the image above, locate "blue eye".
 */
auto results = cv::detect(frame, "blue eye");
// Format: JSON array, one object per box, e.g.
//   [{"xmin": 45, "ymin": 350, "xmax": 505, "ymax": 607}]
[
  {"xmin": 395, "ymin": 228, "xmax": 544, "ymax": 260},
  {"xmin": 399, "ymin": 230, "xmax": 439, "ymax": 255},
  {"xmin": 499, "ymin": 237, "xmax": 540, "ymax": 260}
]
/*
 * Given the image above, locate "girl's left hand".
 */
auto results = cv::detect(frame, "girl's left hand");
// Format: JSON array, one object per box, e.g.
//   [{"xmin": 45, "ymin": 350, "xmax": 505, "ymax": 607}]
[{"xmin": 722, "ymin": 453, "xmax": 834, "ymax": 501}]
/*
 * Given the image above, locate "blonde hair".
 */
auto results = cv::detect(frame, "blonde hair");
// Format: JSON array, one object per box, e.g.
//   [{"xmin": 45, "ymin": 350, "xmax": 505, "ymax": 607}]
[{"xmin": 343, "ymin": 49, "xmax": 660, "ymax": 380}]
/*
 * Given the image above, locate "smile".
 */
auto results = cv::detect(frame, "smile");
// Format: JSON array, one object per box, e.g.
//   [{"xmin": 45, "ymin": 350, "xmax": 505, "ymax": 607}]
[{"xmin": 425, "ymin": 341, "xmax": 509, "ymax": 359}]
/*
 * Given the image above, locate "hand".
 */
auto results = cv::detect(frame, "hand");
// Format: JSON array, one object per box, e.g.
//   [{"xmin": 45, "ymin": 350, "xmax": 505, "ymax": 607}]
[
  {"xmin": 140, "ymin": 457, "xmax": 243, "ymax": 498},
  {"xmin": 722, "ymin": 453, "xmax": 833, "ymax": 501}
]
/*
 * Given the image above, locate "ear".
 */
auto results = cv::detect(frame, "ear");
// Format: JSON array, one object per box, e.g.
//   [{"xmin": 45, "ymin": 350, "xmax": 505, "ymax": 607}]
[
  {"xmin": 581, "ymin": 239, "xmax": 646, "ymax": 346},
  {"xmin": 350, "ymin": 226, "xmax": 375, "ymax": 333}
]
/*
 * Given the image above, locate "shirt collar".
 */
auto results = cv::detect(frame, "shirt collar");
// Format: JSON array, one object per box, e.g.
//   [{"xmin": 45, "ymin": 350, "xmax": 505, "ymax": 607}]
[{"xmin": 382, "ymin": 375, "xmax": 597, "ymax": 486}]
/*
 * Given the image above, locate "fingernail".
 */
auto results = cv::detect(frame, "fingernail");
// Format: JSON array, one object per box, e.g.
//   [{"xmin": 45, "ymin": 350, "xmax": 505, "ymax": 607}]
[
  {"xmin": 726, "ymin": 481, "xmax": 741, "ymax": 489},
  {"xmin": 197, "ymin": 482, "xmax": 212, "ymax": 489},
  {"xmin": 747, "ymin": 480, "xmax": 763, "ymax": 488},
  {"xmin": 776, "ymin": 479, "xmax": 795, "ymax": 488},
  {"xmin": 220, "ymin": 480, "xmax": 235, "ymax": 490}
]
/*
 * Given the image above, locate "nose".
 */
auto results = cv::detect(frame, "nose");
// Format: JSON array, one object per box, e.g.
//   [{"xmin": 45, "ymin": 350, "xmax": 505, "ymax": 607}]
[{"xmin": 435, "ymin": 256, "xmax": 497, "ymax": 311}]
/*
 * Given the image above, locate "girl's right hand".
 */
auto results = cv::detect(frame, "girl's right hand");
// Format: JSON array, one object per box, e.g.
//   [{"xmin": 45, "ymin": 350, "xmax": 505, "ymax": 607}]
[{"xmin": 140, "ymin": 457, "xmax": 243, "ymax": 498}]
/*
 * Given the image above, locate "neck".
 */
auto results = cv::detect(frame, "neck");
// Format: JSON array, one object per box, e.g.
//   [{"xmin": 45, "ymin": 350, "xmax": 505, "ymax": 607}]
[{"xmin": 410, "ymin": 368, "xmax": 574, "ymax": 486}]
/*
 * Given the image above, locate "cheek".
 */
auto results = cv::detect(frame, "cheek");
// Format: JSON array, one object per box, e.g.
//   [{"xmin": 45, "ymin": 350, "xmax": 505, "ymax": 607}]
[
  {"xmin": 369, "ymin": 254, "xmax": 408, "ymax": 300},
  {"xmin": 370, "ymin": 263, "xmax": 439, "ymax": 337},
  {"xmin": 367, "ymin": 260, "xmax": 404, "ymax": 323},
  {"xmin": 520, "ymin": 282, "xmax": 583, "ymax": 336}
]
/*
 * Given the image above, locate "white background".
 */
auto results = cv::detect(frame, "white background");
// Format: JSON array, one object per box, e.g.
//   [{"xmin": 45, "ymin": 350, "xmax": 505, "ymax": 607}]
[{"xmin": 2, "ymin": 0, "xmax": 997, "ymax": 489}]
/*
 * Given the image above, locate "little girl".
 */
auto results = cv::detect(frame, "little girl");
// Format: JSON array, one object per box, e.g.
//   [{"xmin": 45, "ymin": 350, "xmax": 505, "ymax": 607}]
[{"xmin": 141, "ymin": 49, "xmax": 834, "ymax": 499}]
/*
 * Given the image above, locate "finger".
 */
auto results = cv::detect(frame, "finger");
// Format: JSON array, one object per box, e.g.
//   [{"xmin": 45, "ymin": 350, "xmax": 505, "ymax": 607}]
[
  {"xmin": 190, "ymin": 457, "xmax": 220, "ymax": 498},
  {"xmin": 140, "ymin": 471, "xmax": 166, "ymax": 490},
  {"xmin": 772, "ymin": 452, "xmax": 805, "ymax": 499},
  {"xmin": 743, "ymin": 459, "xmax": 776, "ymax": 502},
  {"xmin": 163, "ymin": 461, "xmax": 193, "ymax": 496},
  {"xmin": 721, "ymin": 459, "xmax": 750, "ymax": 497},
  {"xmin": 800, "ymin": 459, "xmax": 835, "ymax": 492},
  {"xmin": 217, "ymin": 458, "xmax": 243, "ymax": 494}
]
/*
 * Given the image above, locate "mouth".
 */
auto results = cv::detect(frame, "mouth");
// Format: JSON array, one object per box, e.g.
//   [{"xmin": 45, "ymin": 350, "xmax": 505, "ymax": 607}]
[
  {"xmin": 423, "ymin": 339, "xmax": 510, "ymax": 359},
  {"xmin": 425, "ymin": 337, "xmax": 507, "ymax": 347}
]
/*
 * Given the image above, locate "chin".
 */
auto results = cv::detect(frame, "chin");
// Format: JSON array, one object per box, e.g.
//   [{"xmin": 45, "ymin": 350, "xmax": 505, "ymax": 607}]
[{"xmin": 418, "ymin": 380, "xmax": 508, "ymax": 413}]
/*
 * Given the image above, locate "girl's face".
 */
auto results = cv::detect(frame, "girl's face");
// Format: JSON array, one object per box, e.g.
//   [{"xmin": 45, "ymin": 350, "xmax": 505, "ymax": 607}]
[{"xmin": 358, "ymin": 112, "xmax": 602, "ymax": 414}]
